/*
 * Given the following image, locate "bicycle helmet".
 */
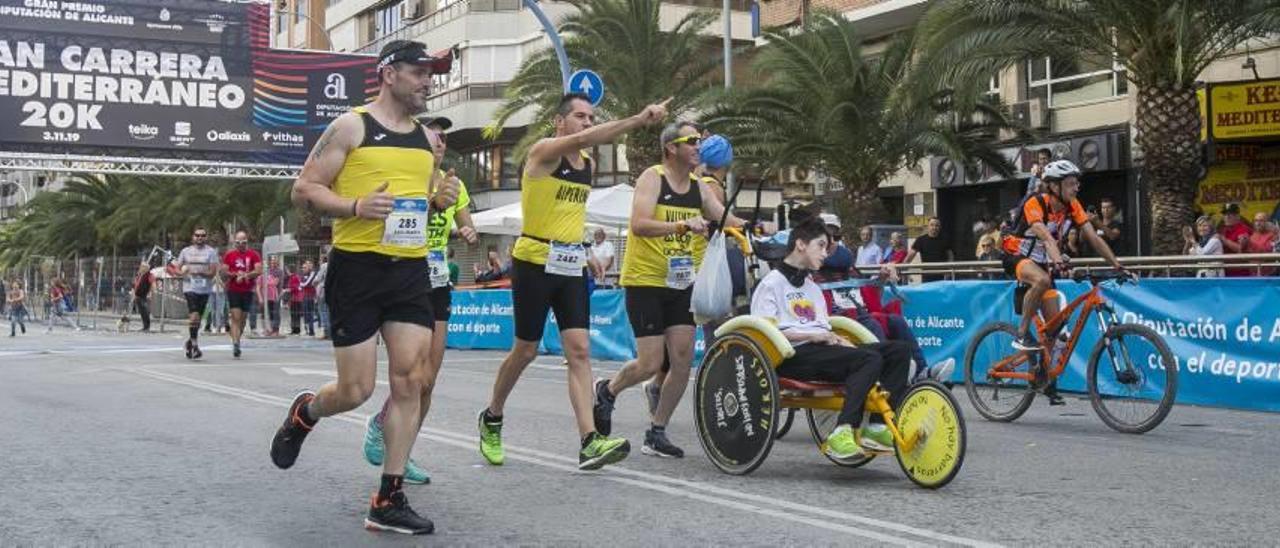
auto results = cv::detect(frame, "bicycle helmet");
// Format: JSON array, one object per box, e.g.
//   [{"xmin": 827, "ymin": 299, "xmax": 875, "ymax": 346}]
[
  {"xmin": 1041, "ymin": 159, "xmax": 1081, "ymax": 182},
  {"xmin": 699, "ymin": 134, "xmax": 733, "ymax": 169}
]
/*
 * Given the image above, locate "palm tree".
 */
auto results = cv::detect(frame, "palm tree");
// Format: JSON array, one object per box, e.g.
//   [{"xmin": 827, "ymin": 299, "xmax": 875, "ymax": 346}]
[
  {"xmin": 0, "ymin": 174, "xmax": 293, "ymax": 267},
  {"xmin": 704, "ymin": 12, "xmax": 1017, "ymax": 224},
  {"xmin": 486, "ymin": 0, "xmax": 723, "ymax": 178},
  {"xmin": 915, "ymin": 0, "xmax": 1280, "ymax": 255}
]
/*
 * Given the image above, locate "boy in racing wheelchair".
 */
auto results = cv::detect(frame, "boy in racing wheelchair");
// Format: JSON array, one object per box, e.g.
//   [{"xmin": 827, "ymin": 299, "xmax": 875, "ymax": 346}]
[{"xmin": 750, "ymin": 217, "xmax": 913, "ymax": 459}]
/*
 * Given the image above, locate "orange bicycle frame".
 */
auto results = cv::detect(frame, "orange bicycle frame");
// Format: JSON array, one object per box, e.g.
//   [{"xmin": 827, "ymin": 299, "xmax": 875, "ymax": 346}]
[{"xmin": 988, "ymin": 284, "xmax": 1108, "ymax": 382}]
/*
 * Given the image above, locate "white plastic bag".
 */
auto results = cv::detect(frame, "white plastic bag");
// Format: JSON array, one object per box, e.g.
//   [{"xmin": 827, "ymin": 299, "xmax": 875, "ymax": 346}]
[{"xmin": 690, "ymin": 230, "xmax": 734, "ymax": 323}]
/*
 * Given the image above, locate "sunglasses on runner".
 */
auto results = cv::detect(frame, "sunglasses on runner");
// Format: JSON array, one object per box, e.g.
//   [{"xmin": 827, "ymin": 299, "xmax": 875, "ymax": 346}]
[
  {"xmin": 194, "ymin": 233, "xmax": 207, "ymax": 238},
  {"xmin": 668, "ymin": 135, "xmax": 702, "ymax": 146}
]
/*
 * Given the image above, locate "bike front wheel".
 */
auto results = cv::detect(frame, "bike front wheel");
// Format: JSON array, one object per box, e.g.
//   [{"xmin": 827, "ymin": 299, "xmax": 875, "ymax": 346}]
[{"xmin": 1086, "ymin": 323, "xmax": 1178, "ymax": 434}]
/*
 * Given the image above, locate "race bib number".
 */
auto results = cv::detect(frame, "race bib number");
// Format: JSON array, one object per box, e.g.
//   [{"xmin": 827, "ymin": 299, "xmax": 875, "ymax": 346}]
[
  {"xmin": 381, "ymin": 198, "xmax": 429, "ymax": 248},
  {"xmin": 831, "ymin": 287, "xmax": 865, "ymax": 311},
  {"xmin": 428, "ymin": 250, "xmax": 450, "ymax": 289},
  {"xmin": 666, "ymin": 256, "xmax": 695, "ymax": 290},
  {"xmin": 189, "ymin": 277, "xmax": 208, "ymax": 290},
  {"xmin": 545, "ymin": 242, "xmax": 586, "ymax": 277}
]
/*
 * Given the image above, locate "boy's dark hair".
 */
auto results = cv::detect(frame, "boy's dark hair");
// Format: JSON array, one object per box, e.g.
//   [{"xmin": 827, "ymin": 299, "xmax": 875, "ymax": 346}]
[
  {"xmin": 557, "ymin": 93, "xmax": 592, "ymax": 116},
  {"xmin": 788, "ymin": 218, "xmax": 830, "ymax": 252},
  {"xmin": 1036, "ymin": 148, "xmax": 1052, "ymax": 158}
]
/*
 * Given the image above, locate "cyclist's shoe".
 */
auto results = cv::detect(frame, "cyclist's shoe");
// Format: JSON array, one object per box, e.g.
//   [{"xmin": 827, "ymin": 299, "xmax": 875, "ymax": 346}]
[
  {"xmin": 1011, "ymin": 332, "xmax": 1042, "ymax": 352},
  {"xmin": 643, "ymin": 380, "xmax": 661, "ymax": 419},
  {"xmin": 579, "ymin": 432, "xmax": 630, "ymax": 470},
  {"xmin": 233, "ymin": 342, "xmax": 242, "ymax": 358},
  {"xmin": 184, "ymin": 339, "xmax": 194, "ymax": 359},
  {"xmin": 823, "ymin": 425, "xmax": 864, "ymax": 459},
  {"xmin": 640, "ymin": 428, "xmax": 684, "ymax": 458},
  {"xmin": 857, "ymin": 424, "xmax": 895, "ymax": 453},
  {"xmin": 592, "ymin": 379, "xmax": 615, "ymax": 437},
  {"xmin": 403, "ymin": 459, "xmax": 431, "ymax": 485},
  {"xmin": 365, "ymin": 491, "xmax": 434, "ymax": 535},
  {"xmin": 270, "ymin": 391, "xmax": 316, "ymax": 469},
  {"xmin": 478, "ymin": 410, "xmax": 505, "ymax": 466},
  {"xmin": 363, "ymin": 415, "xmax": 385, "ymax": 466},
  {"xmin": 1044, "ymin": 383, "xmax": 1066, "ymax": 406}
]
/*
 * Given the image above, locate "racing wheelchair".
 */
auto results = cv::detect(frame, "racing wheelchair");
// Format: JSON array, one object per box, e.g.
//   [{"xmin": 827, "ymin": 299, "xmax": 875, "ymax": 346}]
[{"xmin": 691, "ymin": 228, "xmax": 967, "ymax": 489}]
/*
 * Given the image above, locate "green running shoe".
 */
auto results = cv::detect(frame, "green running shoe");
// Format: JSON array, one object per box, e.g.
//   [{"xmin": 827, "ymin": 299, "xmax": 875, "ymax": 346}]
[
  {"xmin": 478, "ymin": 410, "xmax": 505, "ymax": 466},
  {"xmin": 858, "ymin": 423, "xmax": 895, "ymax": 453},
  {"xmin": 363, "ymin": 414, "xmax": 385, "ymax": 466},
  {"xmin": 823, "ymin": 424, "xmax": 864, "ymax": 459},
  {"xmin": 578, "ymin": 433, "xmax": 630, "ymax": 471}
]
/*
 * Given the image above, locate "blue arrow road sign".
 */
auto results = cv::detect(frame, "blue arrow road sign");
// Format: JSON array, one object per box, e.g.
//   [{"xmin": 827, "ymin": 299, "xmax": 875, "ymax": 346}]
[{"xmin": 568, "ymin": 69, "xmax": 605, "ymax": 106}]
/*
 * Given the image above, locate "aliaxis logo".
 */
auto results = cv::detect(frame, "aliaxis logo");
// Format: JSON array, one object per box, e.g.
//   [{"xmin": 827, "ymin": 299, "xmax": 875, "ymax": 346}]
[
  {"xmin": 128, "ymin": 123, "xmax": 159, "ymax": 140},
  {"xmin": 261, "ymin": 131, "xmax": 304, "ymax": 143},
  {"xmin": 207, "ymin": 129, "xmax": 250, "ymax": 142}
]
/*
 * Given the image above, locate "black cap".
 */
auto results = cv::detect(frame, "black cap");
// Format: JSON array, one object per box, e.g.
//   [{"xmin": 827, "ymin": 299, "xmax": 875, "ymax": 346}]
[
  {"xmin": 1223, "ymin": 203, "xmax": 1241, "ymax": 215},
  {"xmin": 420, "ymin": 116, "xmax": 453, "ymax": 131},
  {"xmin": 377, "ymin": 40, "xmax": 451, "ymax": 73}
]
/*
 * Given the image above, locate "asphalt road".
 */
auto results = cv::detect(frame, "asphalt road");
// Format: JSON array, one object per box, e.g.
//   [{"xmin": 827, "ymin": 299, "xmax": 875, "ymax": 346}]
[{"xmin": 2, "ymin": 328, "xmax": 1278, "ymax": 546}]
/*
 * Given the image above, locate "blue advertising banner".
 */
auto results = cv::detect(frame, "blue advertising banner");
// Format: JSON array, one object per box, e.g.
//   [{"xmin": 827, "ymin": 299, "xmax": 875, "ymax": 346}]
[
  {"xmin": 449, "ymin": 278, "xmax": 1280, "ymax": 413},
  {"xmin": 897, "ymin": 278, "xmax": 1280, "ymax": 413},
  {"xmin": 541, "ymin": 289, "xmax": 637, "ymax": 362},
  {"xmin": 445, "ymin": 289, "xmax": 515, "ymax": 351}
]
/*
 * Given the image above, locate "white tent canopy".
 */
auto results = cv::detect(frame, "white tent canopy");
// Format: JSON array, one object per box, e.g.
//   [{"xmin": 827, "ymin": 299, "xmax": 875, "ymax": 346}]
[{"xmin": 471, "ymin": 183, "xmax": 635, "ymax": 237}]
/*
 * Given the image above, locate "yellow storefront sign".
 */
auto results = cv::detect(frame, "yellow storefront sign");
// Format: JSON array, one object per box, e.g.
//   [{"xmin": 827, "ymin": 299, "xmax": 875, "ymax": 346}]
[
  {"xmin": 1209, "ymin": 79, "xmax": 1280, "ymax": 141},
  {"xmin": 1198, "ymin": 144, "xmax": 1280, "ymax": 221}
]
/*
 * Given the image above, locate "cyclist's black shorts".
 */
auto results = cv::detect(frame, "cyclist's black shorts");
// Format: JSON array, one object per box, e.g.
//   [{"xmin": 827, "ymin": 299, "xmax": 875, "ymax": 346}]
[
  {"xmin": 511, "ymin": 258, "xmax": 589, "ymax": 342},
  {"xmin": 624, "ymin": 286, "xmax": 694, "ymax": 338}
]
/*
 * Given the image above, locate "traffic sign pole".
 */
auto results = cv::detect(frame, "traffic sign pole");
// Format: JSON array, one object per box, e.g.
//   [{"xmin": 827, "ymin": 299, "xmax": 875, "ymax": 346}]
[{"xmin": 522, "ymin": 0, "xmax": 572, "ymax": 92}]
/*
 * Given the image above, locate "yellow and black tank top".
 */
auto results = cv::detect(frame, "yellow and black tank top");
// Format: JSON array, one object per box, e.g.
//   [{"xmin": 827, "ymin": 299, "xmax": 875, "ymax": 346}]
[
  {"xmin": 621, "ymin": 166, "xmax": 706, "ymax": 288},
  {"xmin": 331, "ymin": 106, "xmax": 435, "ymax": 258},
  {"xmin": 512, "ymin": 153, "xmax": 593, "ymax": 265}
]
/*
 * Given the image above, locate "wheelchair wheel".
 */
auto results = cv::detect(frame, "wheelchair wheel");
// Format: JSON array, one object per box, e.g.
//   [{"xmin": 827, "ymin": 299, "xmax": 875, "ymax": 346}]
[
  {"xmin": 774, "ymin": 409, "xmax": 796, "ymax": 440},
  {"xmin": 694, "ymin": 332, "xmax": 781, "ymax": 475},
  {"xmin": 805, "ymin": 409, "xmax": 875, "ymax": 468},
  {"xmin": 893, "ymin": 380, "xmax": 966, "ymax": 489}
]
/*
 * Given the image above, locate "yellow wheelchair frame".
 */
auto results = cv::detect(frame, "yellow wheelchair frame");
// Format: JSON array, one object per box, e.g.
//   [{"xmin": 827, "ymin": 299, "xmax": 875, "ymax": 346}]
[{"xmin": 692, "ymin": 233, "xmax": 967, "ymax": 488}]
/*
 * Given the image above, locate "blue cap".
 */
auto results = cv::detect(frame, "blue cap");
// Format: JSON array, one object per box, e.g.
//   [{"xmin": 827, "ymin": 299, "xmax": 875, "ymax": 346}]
[{"xmin": 699, "ymin": 134, "xmax": 733, "ymax": 169}]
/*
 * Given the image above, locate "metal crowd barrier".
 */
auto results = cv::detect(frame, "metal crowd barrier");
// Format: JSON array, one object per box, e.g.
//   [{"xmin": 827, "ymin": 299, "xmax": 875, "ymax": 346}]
[{"xmin": 865, "ymin": 253, "xmax": 1280, "ymax": 281}]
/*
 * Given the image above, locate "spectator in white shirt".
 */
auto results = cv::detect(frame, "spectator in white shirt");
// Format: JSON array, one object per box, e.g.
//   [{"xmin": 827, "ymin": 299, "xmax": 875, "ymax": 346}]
[
  {"xmin": 1184, "ymin": 216, "xmax": 1224, "ymax": 278},
  {"xmin": 854, "ymin": 225, "xmax": 883, "ymax": 267},
  {"xmin": 588, "ymin": 228, "xmax": 616, "ymax": 286}
]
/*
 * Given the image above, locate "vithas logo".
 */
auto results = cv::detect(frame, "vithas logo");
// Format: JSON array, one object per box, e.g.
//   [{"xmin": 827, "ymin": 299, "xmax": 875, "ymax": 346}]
[{"xmin": 323, "ymin": 73, "xmax": 348, "ymax": 100}]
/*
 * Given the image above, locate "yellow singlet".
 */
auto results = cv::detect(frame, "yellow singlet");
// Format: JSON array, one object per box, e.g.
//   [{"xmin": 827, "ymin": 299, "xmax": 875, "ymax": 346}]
[
  {"xmin": 511, "ymin": 153, "xmax": 592, "ymax": 265},
  {"xmin": 331, "ymin": 106, "xmax": 436, "ymax": 258},
  {"xmin": 620, "ymin": 166, "xmax": 706, "ymax": 288}
]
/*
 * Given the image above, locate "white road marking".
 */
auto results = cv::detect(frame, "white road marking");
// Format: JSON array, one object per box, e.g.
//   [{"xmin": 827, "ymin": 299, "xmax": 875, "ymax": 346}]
[{"xmin": 130, "ymin": 367, "xmax": 1000, "ymax": 547}]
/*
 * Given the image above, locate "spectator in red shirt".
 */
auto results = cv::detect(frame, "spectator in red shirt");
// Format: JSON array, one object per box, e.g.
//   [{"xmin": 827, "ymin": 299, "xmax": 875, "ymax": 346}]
[
  {"xmin": 221, "ymin": 231, "xmax": 262, "ymax": 357},
  {"xmin": 1247, "ymin": 212, "xmax": 1277, "ymax": 276},
  {"xmin": 1218, "ymin": 203, "xmax": 1253, "ymax": 277},
  {"xmin": 299, "ymin": 259, "xmax": 318, "ymax": 337},
  {"xmin": 883, "ymin": 231, "xmax": 908, "ymax": 264},
  {"xmin": 286, "ymin": 264, "xmax": 304, "ymax": 336}
]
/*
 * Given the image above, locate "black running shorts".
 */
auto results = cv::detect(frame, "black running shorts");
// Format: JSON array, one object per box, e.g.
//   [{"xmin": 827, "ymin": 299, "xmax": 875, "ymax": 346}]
[
  {"xmin": 184, "ymin": 292, "xmax": 210, "ymax": 315},
  {"xmin": 226, "ymin": 290, "xmax": 253, "ymax": 311},
  {"xmin": 624, "ymin": 286, "xmax": 694, "ymax": 338},
  {"xmin": 511, "ymin": 258, "xmax": 589, "ymax": 342},
  {"xmin": 428, "ymin": 285, "xmax": 452, "ymax": 323},
  {"xmin": 325, "ymin": 250, "xmax": 434, "ymax": 348}
]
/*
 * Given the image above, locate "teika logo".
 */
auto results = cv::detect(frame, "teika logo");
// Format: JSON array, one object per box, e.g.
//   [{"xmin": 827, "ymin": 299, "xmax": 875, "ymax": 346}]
[{"xmin": 128, "ymin": 124, "xmax": 159, "ymax": 140}]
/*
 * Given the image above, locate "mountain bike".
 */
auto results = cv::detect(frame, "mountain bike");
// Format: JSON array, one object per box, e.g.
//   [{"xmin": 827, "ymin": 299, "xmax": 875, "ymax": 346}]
[{"xmin": 963, "ymin": 270, "xmax": 1177, "ymax": 434}]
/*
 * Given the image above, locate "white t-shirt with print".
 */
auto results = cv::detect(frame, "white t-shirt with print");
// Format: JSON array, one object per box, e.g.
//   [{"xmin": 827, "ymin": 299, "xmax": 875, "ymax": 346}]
[{"xmin": 750, "ymin": 269, "xmax": 829, "ymax": 344}]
